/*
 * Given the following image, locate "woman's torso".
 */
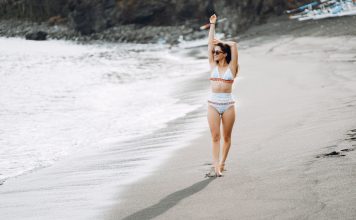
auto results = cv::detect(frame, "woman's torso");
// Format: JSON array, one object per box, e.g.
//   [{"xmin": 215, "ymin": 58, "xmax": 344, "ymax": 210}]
[{"xmin": 209, "ymin": 65, "xmax": 235, "ymax": 93}]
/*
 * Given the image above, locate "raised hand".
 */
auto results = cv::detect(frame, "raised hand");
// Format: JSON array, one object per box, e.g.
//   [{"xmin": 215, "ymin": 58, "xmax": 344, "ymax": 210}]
[
  {"xmin": 209, "ymin": 14, "xmax": 217, "ymax": 24},
  {"xmin": 213, "ymin": 38, "xmax": 222, "ymax": 45}
]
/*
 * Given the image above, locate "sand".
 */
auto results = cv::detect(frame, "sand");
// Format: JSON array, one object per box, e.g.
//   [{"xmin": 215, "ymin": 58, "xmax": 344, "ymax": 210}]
[{"xmin": 103, "ymin": 26, "xmax": 356, "ymax": 219}]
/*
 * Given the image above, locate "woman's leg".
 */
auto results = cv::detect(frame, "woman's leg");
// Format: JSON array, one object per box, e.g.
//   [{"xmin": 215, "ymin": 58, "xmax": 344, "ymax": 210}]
[
  {"xmin": 220, "ymin": 105, "xmax": 236, "ymax": 171},
  {"xmin": 207, "ymin": 105, "xmax": 221, "ymax": 174}
]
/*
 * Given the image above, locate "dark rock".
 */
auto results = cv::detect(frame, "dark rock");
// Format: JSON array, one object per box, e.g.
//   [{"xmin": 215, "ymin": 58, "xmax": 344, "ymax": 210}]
[
  {"xmin": 25, "ymin": 31, "xmax": 48, "ymax": 40},
  {"xmin": 316, "ymin": 150, "xmax": 346, "ymax": 158},
  {"xmin": 340, "ymin": 148, "xmax": 354, "ymax": 152},
  {"xmin": 65, "ymin": 0, "xmax": 120, "ymax": 35},
  {"xmin": 325, "ymin": 151, "xmax": 340, "ymax": 156}
]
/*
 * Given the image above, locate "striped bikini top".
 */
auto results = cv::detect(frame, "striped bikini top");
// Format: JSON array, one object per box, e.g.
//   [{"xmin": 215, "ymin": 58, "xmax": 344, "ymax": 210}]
[{"xmin": 209, "ymin": 66, "xmax": 234, "ymax": 83}]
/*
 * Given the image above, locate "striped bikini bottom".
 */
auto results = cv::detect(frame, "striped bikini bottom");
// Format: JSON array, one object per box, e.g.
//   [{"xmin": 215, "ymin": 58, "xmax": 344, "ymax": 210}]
[{"xmin": 207, "ymin": 92, "xmax": 235, "ymax": 116}]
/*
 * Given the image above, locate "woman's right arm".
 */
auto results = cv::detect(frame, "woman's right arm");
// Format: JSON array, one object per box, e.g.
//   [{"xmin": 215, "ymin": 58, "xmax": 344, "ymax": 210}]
[{"xmin": 208, "ymin": 14, "xmax": 217, "ymax": 67}]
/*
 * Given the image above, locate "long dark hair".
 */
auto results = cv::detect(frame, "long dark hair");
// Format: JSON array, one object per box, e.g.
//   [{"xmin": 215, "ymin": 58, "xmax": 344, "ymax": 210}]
[{"xmin": 216, "ymin": 43, "xmax": 231, "ymax": 64}]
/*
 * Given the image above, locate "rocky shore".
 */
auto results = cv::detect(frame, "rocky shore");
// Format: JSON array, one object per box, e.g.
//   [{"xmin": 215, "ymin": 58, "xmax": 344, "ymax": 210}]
[
  {"xmin": 1, "ymin": 13, "xmax": 356, "ymax": 45},
  {"xmin": 0, "ymin": 18, "xmax": 207, "ymax": 44},
  {"xmin": 1, "ymin": 0, "xmax": 355, "ymax": 44},
  {"xmin": 0, "ymin": 0, "xmax": 309, "ymax": 44}
]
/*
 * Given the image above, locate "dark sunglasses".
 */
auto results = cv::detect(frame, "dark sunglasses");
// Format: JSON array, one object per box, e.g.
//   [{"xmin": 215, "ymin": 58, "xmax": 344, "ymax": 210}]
[{"xmin": 212, "ymin": 50, "xmax": 224, "ymax": 55}]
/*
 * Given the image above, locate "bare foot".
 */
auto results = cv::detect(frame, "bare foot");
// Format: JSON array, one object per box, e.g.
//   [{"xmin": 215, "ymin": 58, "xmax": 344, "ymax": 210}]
[
  {"xmin": 205, "ymin": 167, "xmax": 217, "ymax": 178},
  {"xmin": 219, "ymin": 162, "xmax": 226, "ymax": 173},
  {"xmin": 214, "ymin": 162, "xmax": 223, "ymax": 177},
  {"xmin": 204, "ymin": 161, "xmax": 223, "ymax": 177},
  {"xmin": 216, "ymin": 169, "xmax": 223, "ymax": 177}
]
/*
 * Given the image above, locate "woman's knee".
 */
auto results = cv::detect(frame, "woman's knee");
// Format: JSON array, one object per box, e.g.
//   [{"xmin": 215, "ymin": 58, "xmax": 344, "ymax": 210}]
[
  {"xmin": 211, "ymin": 133, "xmax": 221, "ymax": 142},
  {"xmin": 223, "ymin": 135, "xmax": 231, "ymax": 143}
]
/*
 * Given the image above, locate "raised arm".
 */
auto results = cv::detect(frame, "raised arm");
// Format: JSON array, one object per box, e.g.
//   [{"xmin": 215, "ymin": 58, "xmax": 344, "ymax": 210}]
[
  {"xmin": 224, "ymin": 41, "xmax": 239, "ymax": 77},
  {"xmin": 208, "ymin": 14, "xmax": 217, "ymax": 67}
]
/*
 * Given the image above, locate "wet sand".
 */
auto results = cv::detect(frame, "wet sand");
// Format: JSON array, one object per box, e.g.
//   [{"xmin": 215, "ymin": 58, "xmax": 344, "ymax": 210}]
[{"xmin": 104, "ymin": 33, "xmax": 356, "ymax": 219}]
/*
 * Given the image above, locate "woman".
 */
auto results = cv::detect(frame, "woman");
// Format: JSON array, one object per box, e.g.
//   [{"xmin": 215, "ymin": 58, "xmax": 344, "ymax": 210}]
[{"xmin": 206, "ymin": 14, "xmax": 239, "ymax": 177}]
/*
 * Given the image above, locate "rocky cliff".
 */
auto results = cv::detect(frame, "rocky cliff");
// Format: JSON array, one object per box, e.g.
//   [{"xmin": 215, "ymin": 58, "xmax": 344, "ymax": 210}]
[{"xmin": 0, "ymin": 0, "xmax": 310, "ymax": 40}]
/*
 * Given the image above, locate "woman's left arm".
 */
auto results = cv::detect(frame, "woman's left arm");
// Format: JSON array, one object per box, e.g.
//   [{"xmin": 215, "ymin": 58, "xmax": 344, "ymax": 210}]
[{"xmin": 225, "ymin": 41, "xmax": 239, "ymax": 77}]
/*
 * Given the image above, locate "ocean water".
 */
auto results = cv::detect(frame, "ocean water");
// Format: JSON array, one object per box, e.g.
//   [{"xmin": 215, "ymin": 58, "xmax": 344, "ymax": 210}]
[{"xmin": 0, "ymin": 37, "xmax": 209, "ymax": 219}]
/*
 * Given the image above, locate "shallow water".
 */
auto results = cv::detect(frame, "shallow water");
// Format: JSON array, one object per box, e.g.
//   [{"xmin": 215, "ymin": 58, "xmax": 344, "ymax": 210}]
[{"xmin": 0, "ymin": 37, "xmax": 210, "ymax": 219}]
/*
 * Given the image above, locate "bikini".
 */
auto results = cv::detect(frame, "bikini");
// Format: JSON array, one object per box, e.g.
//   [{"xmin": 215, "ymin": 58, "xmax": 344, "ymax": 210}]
[{"xmin": 208, "ymin": 66, "xmax": 235, "ymax": 116}]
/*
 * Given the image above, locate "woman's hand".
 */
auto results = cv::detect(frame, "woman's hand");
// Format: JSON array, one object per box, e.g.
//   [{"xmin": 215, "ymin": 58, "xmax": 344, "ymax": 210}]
[
  {"xmin": 210, "ymin": 14, "xmax": 217, "ymax": 24},
  {"xmin": 213, "ymin": 38, "xmax": 222, "ymax": 45}
]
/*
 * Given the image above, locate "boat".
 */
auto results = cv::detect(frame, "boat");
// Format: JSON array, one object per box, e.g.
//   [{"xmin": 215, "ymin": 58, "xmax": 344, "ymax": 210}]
[{"xmin": 286, "ymin": 0, "xmax": 356, "ymax": 21}]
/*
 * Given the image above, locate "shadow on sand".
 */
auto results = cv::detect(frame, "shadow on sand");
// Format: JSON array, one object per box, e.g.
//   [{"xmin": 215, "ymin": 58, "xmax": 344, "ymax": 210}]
[{"xmin": 122, "ymin": 178, "xmax": 215, "ymax": 220}]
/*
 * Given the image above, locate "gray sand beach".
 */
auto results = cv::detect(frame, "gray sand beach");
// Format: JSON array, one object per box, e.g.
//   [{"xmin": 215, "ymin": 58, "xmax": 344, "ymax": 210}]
[
  {"xmin": 1, "ymin": 11, "xmax": 355, "ymax": 219},
  {"xmin": 104, "ymin": 23, "xmax": 356, "ymax": 219}
]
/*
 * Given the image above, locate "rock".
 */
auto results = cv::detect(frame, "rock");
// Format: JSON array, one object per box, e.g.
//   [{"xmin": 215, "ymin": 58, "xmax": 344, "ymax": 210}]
[
  {"xmin": 25, "ymin": 31, "xmax": 48, "ymax": 40},
  {"xmin": 66, "ymin": 0, "xmax": 119, "ymax": 35}
]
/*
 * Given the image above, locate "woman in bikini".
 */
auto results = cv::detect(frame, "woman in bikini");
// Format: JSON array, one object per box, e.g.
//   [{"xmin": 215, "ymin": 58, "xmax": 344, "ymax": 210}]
[{"xmin": 206, "ymin": 14, "xmax": 239, "ymax": 177}]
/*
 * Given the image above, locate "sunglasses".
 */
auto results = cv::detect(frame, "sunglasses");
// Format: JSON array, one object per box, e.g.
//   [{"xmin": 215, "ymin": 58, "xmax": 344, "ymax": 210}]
[{"xmin": 212, "ymin": 50, "xmax": 224, "ymax": 55}]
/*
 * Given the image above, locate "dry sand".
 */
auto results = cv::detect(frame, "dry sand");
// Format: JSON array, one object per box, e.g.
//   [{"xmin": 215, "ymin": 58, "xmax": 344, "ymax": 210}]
[{"xmin": 103, "ymin": 22, "xmax": 356, "ymax": 219}]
